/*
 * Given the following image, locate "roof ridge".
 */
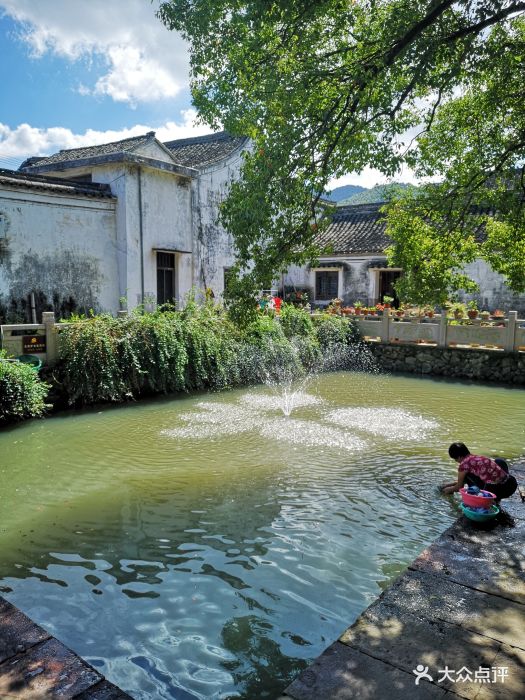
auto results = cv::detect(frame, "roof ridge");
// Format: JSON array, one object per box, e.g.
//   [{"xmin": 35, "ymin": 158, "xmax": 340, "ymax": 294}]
[
  {"xmin": 335, "ymin": 201, "xmax": 386, "ymax": 210},
  {"xmin": 56, "ymin": 131, "xmax": 155, "ymax": 155},
  {"xmin": 164, "ymin": 130, "xmax": 234, "ymax": 147}
]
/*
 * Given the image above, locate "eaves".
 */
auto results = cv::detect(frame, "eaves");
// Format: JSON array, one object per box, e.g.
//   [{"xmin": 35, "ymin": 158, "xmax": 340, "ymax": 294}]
[{"xmin": 24, "ymin": 153, "xmax": 199, "ymax": 179}]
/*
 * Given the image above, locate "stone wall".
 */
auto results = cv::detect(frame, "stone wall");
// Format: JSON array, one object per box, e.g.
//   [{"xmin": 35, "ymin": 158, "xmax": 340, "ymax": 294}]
[
  {"xmin": 368, "ymin": 342, "xmax": 525, "ymax": 385},
  {"xmin": 0, "ymin": 181, "xmax": 117, "ymax": 323}
]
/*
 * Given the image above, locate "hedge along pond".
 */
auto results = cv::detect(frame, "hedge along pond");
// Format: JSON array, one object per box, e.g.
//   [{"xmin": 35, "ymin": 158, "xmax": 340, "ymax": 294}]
[{"xmin": 1, "ymin": 305, "xmax": 525, "ymax": 698}]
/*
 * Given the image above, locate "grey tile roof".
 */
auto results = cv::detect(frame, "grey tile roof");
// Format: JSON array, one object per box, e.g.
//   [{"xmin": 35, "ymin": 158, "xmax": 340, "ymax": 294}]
[
  {"xmin": 316, "ymin": 201, "xmax": 491, "ymax": 255},
  {"xmin": 19, "ymin": 132, "xmax": 157, "ymax": 170},
  {"xmin": 164, "ymin": 131, "xmax": 247, "ymax": 168},
  {"xmin": 316, "ymin": 203, "xmax": 389, "ymax": 254},
  {"xmin": 0, "ymin": 168, "xmax": 114, "ymax": 198}
]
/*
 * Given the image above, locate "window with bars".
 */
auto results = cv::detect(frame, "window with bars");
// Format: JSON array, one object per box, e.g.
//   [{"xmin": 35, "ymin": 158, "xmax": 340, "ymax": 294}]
[
  {"xmin": 315, "ymin": 271, "xmax": 339, "ymax": 300},
  {"xmin": 157, "ymin": 252, "xmax": 176, "ymax": 305}
]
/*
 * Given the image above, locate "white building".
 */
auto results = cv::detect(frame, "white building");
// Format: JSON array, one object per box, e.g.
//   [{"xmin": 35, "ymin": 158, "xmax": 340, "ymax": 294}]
[
  {"xmin": 283, "ymin": 202, "xmax": 525, "ymax": 313},
  {"xmin": 1, "ymin": 131, "xmax": 523, "ymax": 322},
  {"xmin": 0, "ymin": 131, "xmax": 247, "ymax": 322}
]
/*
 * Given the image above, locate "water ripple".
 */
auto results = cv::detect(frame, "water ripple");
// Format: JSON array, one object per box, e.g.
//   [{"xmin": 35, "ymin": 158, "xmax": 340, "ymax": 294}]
[{"xmin": 327, "ymin": 407, "xmax": 439, "ymax": 440}]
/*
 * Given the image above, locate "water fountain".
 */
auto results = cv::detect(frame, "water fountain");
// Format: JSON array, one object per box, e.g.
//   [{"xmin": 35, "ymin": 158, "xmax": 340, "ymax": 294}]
[{"xmin": 2, "ymin": 343, "xmax": 523, "ymax": 699}]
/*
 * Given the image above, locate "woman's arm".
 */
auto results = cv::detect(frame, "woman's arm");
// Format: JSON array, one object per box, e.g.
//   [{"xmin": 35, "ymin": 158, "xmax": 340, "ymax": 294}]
[{"xmin": 442, "ymin": 469, "xmax": 466, "ymax": 495}]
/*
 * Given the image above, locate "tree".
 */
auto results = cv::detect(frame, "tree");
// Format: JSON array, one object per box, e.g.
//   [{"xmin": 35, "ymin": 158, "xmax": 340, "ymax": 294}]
[{"xmin": 158, "ymin": 1, "xmax": 525, "ymax": 310}]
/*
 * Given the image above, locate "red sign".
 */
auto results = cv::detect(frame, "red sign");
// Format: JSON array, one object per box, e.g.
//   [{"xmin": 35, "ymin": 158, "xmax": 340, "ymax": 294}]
[{"xmin": 23, "ymin": 335, "xmax": 46, "ymax": 353}]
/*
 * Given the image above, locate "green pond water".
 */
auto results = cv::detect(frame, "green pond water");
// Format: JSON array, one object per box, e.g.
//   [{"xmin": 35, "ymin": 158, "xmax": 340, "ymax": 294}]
[{"xmin": 0, "ymin": 372, "xmax": 524, "ymax": 699}]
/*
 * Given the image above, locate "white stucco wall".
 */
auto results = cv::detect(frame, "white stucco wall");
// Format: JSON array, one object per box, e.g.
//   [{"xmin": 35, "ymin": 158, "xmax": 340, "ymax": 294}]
[
  {"xmin": 284, "ymin": 256, "xmax": 382, "ymax": 306},
  {"xmin": 191, "ymin": 145, "xmax": 247, "ymax": 297},
  {"xmin": 286, "ymin": 253, "xmax": 525, "ymax": 312},
  {"xmin": 139, "ymin": 166, "xmax": 193, "ymax": 305},
  {"xmin": 0, "ymin": 183, "xmax": 118, "ymax": 320},
  {"xmin": 462, "ymin": 259, "xmax": 525, "ymax": 313},
  {"xmin": 43, "ymin": 156, "xmax": 195, "ymax": 310}
]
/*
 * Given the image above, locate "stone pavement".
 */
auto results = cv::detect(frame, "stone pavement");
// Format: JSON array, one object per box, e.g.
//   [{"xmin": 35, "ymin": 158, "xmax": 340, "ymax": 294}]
[
  {"xmin": 283, "ymin": 462, "xmax": 525, "ymax": 700},
  {"xmin": 0, "ymin": 596, "xmax": 131, "ymax": 699}
]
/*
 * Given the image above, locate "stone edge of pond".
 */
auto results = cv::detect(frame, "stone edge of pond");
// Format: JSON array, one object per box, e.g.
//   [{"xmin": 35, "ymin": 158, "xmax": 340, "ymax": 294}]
[
  {"xmin": 281, "ymin": 459, "xmax": 525, "ymax": 700},
  {"xmin": 0, "ymin": 596, "xmax": 133, "ymax": 699}
]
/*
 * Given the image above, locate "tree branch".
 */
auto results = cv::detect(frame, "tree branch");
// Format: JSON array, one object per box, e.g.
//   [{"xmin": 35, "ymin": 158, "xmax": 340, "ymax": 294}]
[{"xmin": 443, "ymin": 3, "xmax": 525, "ymax": 43}]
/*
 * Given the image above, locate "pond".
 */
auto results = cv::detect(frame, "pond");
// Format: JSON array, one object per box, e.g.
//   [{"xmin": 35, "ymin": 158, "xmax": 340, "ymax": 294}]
[{"xmin": 0, "ymin": 372, "xmax": 524, "ymax": 699}]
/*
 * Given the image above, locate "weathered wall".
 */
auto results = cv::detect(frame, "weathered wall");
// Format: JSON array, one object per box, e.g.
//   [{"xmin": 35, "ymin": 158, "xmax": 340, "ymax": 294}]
[
  {"xmin": 462, "ymin": 259, "xmax": 525, "ymax": 314},
  {"xmin": 285, "ymin": 253, "xmax": 525, "ymax": 312},
  {"xmin": 120, "ymin": 164, "xmax": 193, "ymax": 307},
  {"xmin": 0, "ymin": 184, "xmax": 117, "ymax": 322},
  {"xmin": 368, "ymin": 342, "xmax": 525, "ymax": 385},
  {"xmin": 284, "ymin": 258, "xmax": 374, "ymax": 305},
  {"xmin": 44, "ymin": 159, "xmax": 195, "ymax": 310},
  {"xmin": 192, "ymin": 146, "xmax": 246, "ymax": 297}
]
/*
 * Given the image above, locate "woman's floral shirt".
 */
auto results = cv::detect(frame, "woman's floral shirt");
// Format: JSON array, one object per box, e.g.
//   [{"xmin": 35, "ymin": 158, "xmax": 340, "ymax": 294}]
[{"xmin": 459, "ymin": 454, "xmax": 507, "ymax": 484}]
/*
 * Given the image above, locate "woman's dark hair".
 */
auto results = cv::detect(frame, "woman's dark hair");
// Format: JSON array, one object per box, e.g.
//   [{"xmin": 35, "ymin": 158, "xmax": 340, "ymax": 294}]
[{"xmin": 448, "ymin": 442, "xmax": 470, "ymax": 460}]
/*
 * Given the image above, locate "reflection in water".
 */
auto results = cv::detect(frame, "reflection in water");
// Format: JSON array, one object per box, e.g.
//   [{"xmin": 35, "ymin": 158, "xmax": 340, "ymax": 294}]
[{"xmin": 0, "ymin": 373, "xmax": 523, "ymax": 698}]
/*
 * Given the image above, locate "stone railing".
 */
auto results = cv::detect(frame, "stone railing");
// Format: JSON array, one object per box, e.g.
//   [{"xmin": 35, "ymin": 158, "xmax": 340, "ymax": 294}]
[
  {"xmin": 2, "ymin": 310, "xmax": 524, "ymax": 369},
  {"xmin": 0, "ymin": 312, "xmax": 59, "ymax": 366},
  {"xmin": 349, "ymin": 310, "xmax": 524, "ymax": 352}
]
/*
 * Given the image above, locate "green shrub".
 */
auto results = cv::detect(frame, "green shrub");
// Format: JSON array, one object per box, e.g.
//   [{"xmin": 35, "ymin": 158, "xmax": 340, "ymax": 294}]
[
  {"xmin": 313, "ymin": 313, "xmax": 360, "ymax": 349},
  {"xmin": 0, "ymin": 351, "xmax": 49, "ymax": 423},
  {"xmin": 58, "ymin": 316, "xmax": 129, "ymax": 403},
  {"xmin": 55, "ymin": 304, "xmax": 362, "ymax": 407},
  {"xmin": 279, "ymin": 303, "xmax": 314, "ymax": 338},
  {"xmin": 242, "ymin": 313, "xmax": 284, "ymax": 341}
]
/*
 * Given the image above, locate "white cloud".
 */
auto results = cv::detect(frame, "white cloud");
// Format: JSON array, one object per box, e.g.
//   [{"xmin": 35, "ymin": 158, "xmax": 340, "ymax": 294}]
[
  {"xmin": 93, "ymin": 46, "xmax": 179, "ymax": 103},
  {"xmin": 0, "ymin": 110, "xmax": 211, "ymax": 166},
  {"xmin": 0, "ymin": 0, "xmax": 189, "ymax": 104}
]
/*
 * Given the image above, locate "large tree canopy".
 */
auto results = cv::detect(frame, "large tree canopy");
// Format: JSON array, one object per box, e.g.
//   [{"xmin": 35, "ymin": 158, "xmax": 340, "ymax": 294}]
[{"xmin": 158, "ymin": 1, "xmax": 525, "ymax": 309}]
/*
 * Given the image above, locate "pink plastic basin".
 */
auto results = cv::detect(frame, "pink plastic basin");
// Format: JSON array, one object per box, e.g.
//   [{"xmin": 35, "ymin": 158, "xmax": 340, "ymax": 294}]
[{"xmin": 460, "ymin": 487, "xmax": 497, "ymax": 508}]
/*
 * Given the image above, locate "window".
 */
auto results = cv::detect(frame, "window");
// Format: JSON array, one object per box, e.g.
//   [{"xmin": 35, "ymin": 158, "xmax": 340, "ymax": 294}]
[
  {"xmin": 315, "ymin": 271, "xmax": 339, "ymax": 300},
  {"xmin": 223, "ymin": 267, "xmax": 233, "ymax": 295},
  {"xmin": 157, "ymin": 252, "xmax": 175, "ymax": 305}
]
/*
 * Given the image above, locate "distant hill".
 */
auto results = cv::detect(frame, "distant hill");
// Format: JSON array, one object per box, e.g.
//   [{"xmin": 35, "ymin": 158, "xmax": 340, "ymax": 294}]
[
  {"xmin": 325, "ymin": 184, "xmax": 366, "ymax": 202},
  {"xmin": 339, "ymin": 182, "xmax": 418, "ymax": 206}
]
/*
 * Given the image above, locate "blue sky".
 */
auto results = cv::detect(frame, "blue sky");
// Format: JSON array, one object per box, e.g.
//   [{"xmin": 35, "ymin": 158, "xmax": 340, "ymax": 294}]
[
  {"xmin": 0, "ymin": 0, "xmax": 404, "ymax": 188},
  {"xmin": 0, "ymin": 0, "xmax": 210, "ymax": 168}
]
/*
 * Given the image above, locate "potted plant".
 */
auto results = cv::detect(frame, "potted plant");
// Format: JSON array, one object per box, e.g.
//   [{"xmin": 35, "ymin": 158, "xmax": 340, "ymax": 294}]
[
  {"xmin": 354, "ymin": 300, "xmax": 363, "ymax": 315},
  {"xmin": 328, "ymin": 298, "xmax": 343, "ymax": 315},
  {"xmin": 480, "ymin": 310, "xmax": 490, "ymax": 321},
  {"xmin": 451, "ymin": 302, "xmax": 465, "ymax": 320},
  {"xmin": 424, "ymin": 305, "xmax": 435, "ymax": 319},
  {"xmin": 491, "ymin": 309, "xmax": 505, "ymax": 319},
  {"xmin": 467, "ymin": 300, "xmax": 478, "ymax": 319},
  {"xmin": 382, "ymin": 295, "xmax": 394, "ymax": 309}
]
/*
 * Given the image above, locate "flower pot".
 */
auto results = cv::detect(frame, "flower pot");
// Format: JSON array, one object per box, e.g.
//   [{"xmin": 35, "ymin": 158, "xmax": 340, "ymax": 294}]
[{"xmin": 467, "ymin": 310, "xmax": 478, "ymax": 319}]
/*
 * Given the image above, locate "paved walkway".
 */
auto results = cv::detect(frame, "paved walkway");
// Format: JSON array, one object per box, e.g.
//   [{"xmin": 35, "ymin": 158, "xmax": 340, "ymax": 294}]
[
  {"xmin": 0, "ymin": 596, "xmax": 131, "ymax": 699},
  {"xmin": 283, "ymin": 461, "xmax": 525, "ymax": 700}
]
